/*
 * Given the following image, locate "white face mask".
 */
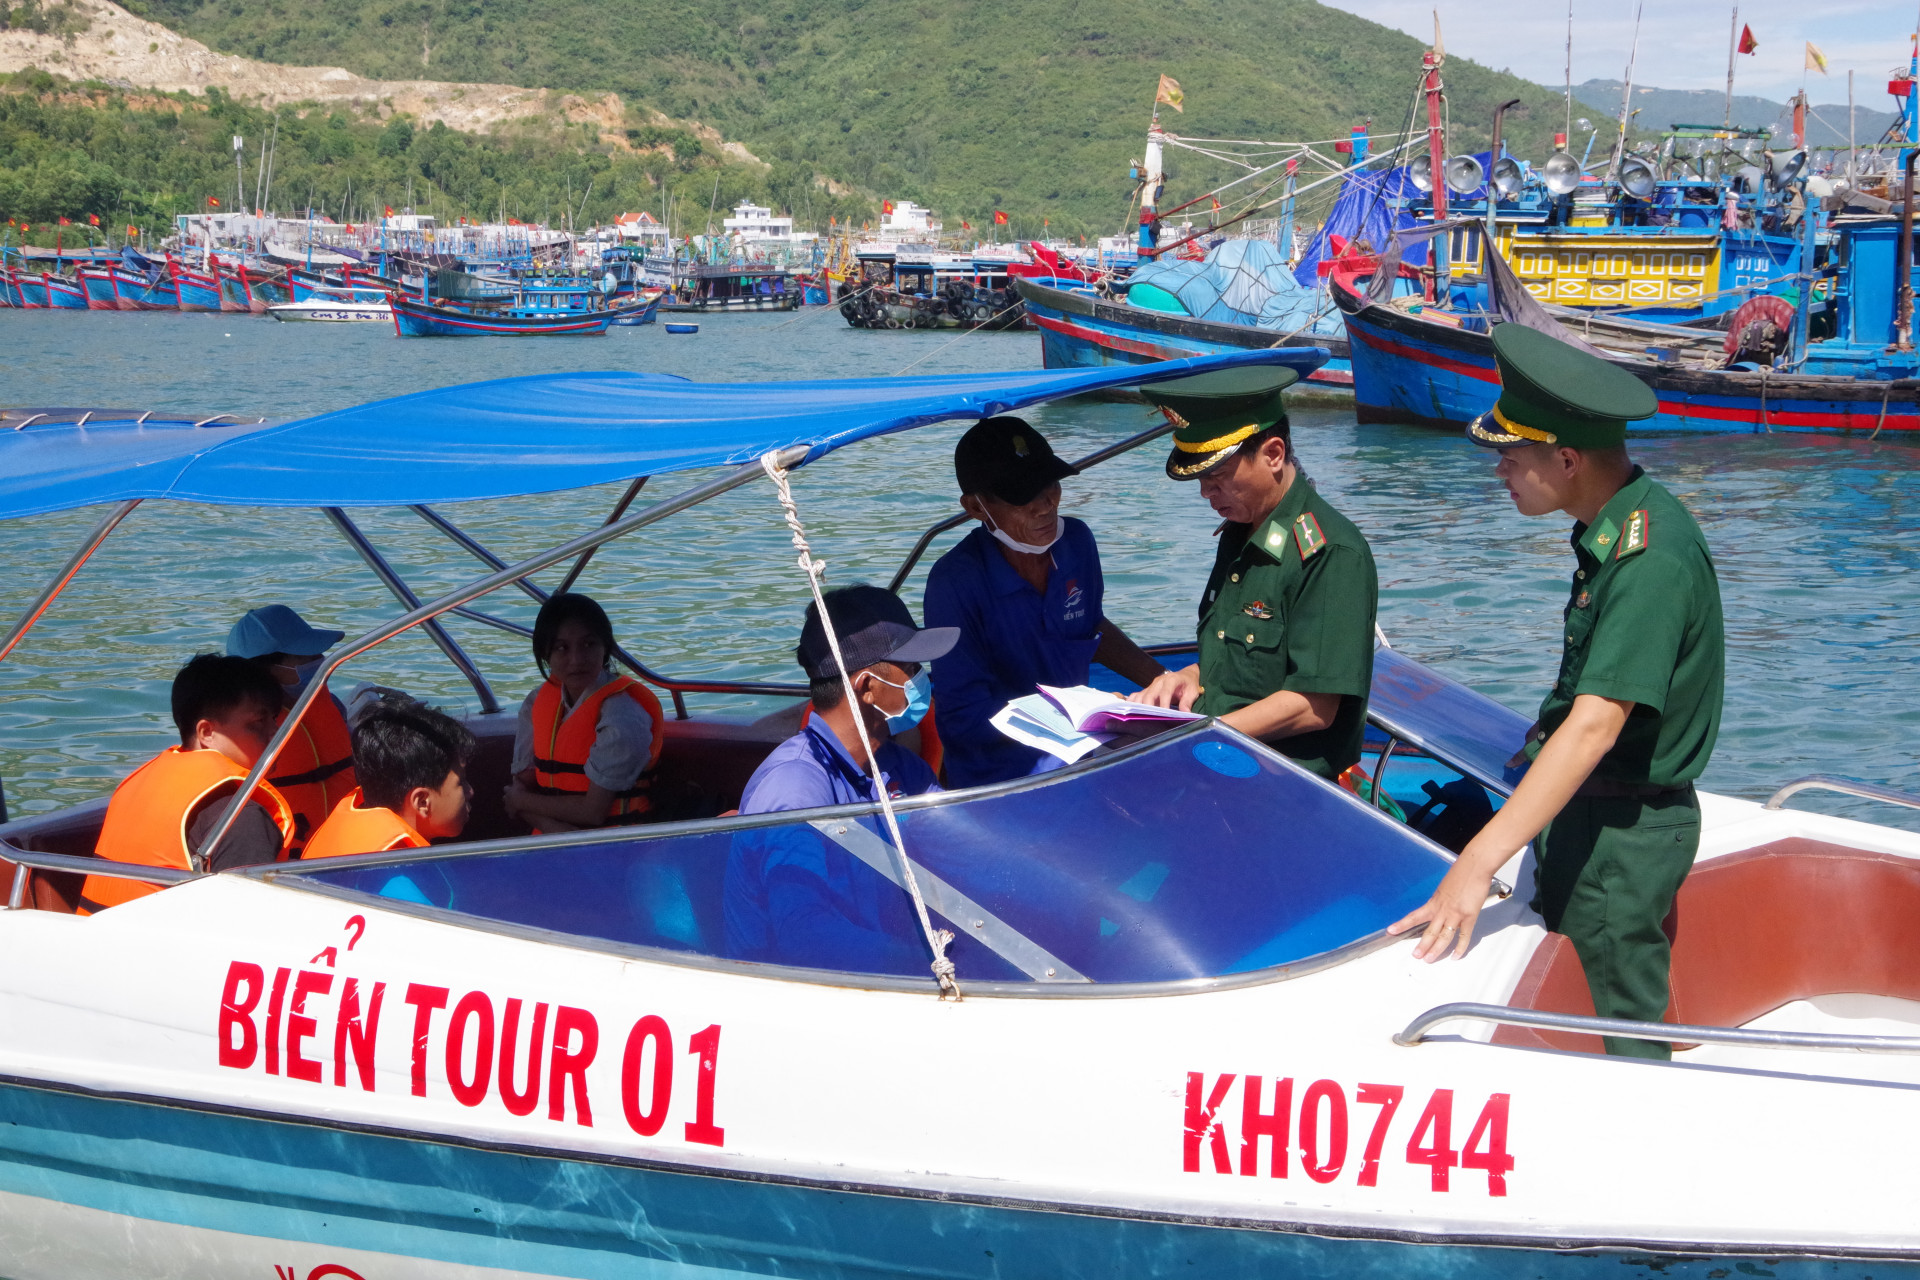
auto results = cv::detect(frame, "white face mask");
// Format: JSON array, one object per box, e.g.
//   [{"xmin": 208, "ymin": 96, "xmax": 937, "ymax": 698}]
[{"xmin": 984, "ymin": 512, "xmax": 1061, "ymax": 557}]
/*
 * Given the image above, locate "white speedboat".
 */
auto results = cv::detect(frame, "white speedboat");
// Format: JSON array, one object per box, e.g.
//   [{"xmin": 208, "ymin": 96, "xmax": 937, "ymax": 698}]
[
  {"xmin": 2, "ymin": 356, "xmax": 1919, "ymax": 1279},
  {"xmin": 267, "ymin": 296, "xmax": 393, "ymax": 323}
]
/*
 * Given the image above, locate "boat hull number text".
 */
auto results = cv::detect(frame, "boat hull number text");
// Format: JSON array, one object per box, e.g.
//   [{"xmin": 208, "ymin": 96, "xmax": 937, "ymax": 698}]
[{"xmin": 1184, "ymin": 1073, "xmax": 1513, "ymax": 1196}]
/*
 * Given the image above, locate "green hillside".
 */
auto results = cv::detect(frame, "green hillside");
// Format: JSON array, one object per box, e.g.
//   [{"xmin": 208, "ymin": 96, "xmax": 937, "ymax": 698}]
[{"xmin": 125, "ymin": 0, "xmax": 1612, "ymax": 234}]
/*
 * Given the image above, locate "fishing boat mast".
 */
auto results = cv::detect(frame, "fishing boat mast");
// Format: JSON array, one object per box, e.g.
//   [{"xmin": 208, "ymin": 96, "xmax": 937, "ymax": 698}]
[
  {"xmin": 1423, "ymin": 45, "xmax": 1449, "ymax": 300},
  {"xmin": 1140, "ymin": 113, "xmax": 1166, "ymax": 254}
]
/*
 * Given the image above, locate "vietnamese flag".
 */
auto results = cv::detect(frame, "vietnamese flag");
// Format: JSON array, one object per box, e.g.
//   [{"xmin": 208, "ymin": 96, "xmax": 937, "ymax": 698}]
[
  {"xmin": 58, "ymin": 216, "xmax": 70, "ymax": 225},
  {"xmin": 882, "ymin": 199, "xmax": 894, "ymax": 214},
  {"xmin": 126, "ymin": 224, "xmax": 138, "ymax": 236},
  {"xmin": 1738, "ymin": 23, "xmax": 1757, "ymax": 54},
  {"xmin": 208, "ymin": 196, "xmax": 220, "ymax": 208},
  {"xmin": 961, "ymin": 219, "xmax": 971, "ymax": 230},
  {"xmin": 385, "ymin": 205, "xmax": 395, "ymax": 216},
  {"xmin": 993, "ymin": 210, "xmax": 1008, "ymax": 225},
  {"xmin": 88, "ymin": 213, "xmax": 100, "ymax": 225}
]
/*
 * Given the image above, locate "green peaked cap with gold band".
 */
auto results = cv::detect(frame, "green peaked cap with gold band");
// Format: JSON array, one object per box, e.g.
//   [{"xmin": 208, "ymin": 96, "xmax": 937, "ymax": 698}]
[
  {"xmin": 1138, "ymin": 366, "xmax": 1301, "ymax": 480},
  {"xmin": 1467, "ymin": 323, "xmax": 1658, "ymax": 450}
]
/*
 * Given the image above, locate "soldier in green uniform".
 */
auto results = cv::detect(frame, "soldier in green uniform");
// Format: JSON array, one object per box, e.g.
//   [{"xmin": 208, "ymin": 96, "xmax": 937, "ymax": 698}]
[
  {"xmin": 1128, "ymin": 367, "xmax": 1379, "ymax": 781},
  {"xmin": 1389, "ymin": 324, "xmax": 1725, "ymax": 1060}
]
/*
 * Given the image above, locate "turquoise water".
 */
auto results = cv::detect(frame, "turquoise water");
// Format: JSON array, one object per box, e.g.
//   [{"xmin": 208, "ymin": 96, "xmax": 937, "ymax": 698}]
[{"xmin": 2, "ymin": 308, "xmax": 1916, "ymax": 830}]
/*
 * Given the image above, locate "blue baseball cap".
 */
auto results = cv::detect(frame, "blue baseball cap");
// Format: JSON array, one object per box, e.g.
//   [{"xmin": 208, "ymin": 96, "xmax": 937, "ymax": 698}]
[{"xmin": 226, "ymin": 605, "xmax": 345, "ymax": 660}]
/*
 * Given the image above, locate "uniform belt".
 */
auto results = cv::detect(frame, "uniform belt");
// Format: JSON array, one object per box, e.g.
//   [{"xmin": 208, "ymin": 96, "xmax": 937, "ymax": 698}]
[{"xmin": 1574, "ymin": 778, "xmax": 1695, "ymax": 800}]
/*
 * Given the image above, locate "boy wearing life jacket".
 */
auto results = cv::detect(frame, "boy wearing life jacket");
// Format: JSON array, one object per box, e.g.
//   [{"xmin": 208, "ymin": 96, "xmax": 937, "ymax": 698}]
[
  {"xmin": 81, "ymin": 653, "xmax": 297, "ymax": 913},
  {"xmin": 303, "ymin": 696, "xmax": 475, "ymax": 859},
  {"xmin": 503, "ymin": 594, "xmax": 665, "ymax": 834},
  {"xmin": 227, "ymin": 604, "xmax": 358, "ymax": 852}
]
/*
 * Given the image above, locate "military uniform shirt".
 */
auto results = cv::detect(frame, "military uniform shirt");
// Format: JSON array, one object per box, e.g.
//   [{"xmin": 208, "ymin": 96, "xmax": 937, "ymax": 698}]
[
  {"xmin": 1537, "ymin": 467, "xmax": 1724, "ymax": 787},
  {"xmin": 1195, "ymin": 476, "xmax": 1378, "ymax": 778}
]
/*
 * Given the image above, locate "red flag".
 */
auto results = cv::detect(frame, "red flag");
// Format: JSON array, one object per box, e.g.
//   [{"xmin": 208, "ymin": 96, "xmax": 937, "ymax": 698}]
[
  {"xmin": 88, "ymin": 213, "xmax": 100, "ymax": 226},
  {"xmin": 882, "ymin": 199, "xmax": 894, "ymax": 214},
  {"xmin": 1210, "ymin": 197, "xmax": 1220, "ymax": 213},
  {"xmin": 993, "ymin": 210, "xmax": 1008, "ymax": 226},
  {"xmin": 1738, "ymin": 23, "xmax": 1757, "ymax": 54},
  {"xmin": 207, "ymin": 196, "xmax": 220, "ymax": 208},
  {"xmin": 58, "ymin": 216, "xmax": 70, "ymax": 225},
  {"xmin": 961, "ymin": 219, "xmax": 971, "ymax": 230},
  {"xmin": 385, "ymin": 205, "xmax": 395, "ymax": 216}
]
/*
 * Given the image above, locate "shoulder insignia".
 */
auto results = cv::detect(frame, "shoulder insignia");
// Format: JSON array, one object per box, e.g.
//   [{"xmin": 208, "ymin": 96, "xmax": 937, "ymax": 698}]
[
  {"xmin": 1616, "ymin": 509, "xmax": 1650, "ymax": 559},
  {"xmin": 1292, "ymin": 512, "xmax": 1327, "ymax": 560}
]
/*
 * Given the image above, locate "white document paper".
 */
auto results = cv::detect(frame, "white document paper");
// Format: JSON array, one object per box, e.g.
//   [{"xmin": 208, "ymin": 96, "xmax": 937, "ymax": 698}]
[
  {"xmin": 989, "ymin": 693, "xmax": 1115, "ymax": 764},
  {"xmin": 1036, "ymin": 684, "xmax": 1205, "ymax": 734}
]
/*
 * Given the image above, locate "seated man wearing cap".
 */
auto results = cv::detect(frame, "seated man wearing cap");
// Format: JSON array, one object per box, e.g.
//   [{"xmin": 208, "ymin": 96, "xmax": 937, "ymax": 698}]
[
  {"xmin": 227, "ymin": 604, "xmax": 357, "ymax": 853},
  {"xmin": 923, "ymin": 416, "xmax": 1165, "ymax": 787},
  {"xmin": 724, "ymin": 585, "xmax": 958, "ymax": 972},
  {"xmin": 1391, "ymin": 324, "xmax": 1724, "ymax": 1062},
  {"xmin": 1129, "ymin": 369, "xmax": 1379, "ymax": 782}
]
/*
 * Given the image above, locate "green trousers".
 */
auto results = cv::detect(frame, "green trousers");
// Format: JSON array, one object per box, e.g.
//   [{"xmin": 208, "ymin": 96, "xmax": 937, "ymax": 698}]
[{"xmin": 1531, "ymin": 789, "xmax": 1700, "ymax": 1060}]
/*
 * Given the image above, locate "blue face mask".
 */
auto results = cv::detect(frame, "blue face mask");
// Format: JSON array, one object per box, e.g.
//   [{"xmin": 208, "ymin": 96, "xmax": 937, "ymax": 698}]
[{"xmin": 873, "ymin": 669, "xmax": 933, "ymax": 734}]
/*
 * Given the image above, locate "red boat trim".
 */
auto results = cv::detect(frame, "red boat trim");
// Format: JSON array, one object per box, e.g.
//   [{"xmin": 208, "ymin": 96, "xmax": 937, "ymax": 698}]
[
  {"xmin": 1347, "ymin": 323, "xmax": 1500, "ymax": 383},
  {"xmin": 1031, "ymin": 311, "xmax": 1190, "ymax": 361},
  {"xmin": 1660, "ymin": 398, "xmax": 1920, "ymax": 432}
]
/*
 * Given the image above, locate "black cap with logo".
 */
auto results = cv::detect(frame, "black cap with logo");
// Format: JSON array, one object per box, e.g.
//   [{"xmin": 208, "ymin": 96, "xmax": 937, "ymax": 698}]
[
  {"xmin": 796, "ymin": 584, "xmax": 960, "ymax": 680},
  {"xmin": 953, "ymin": 416, "xmax": 1078, "ymax": 506}
]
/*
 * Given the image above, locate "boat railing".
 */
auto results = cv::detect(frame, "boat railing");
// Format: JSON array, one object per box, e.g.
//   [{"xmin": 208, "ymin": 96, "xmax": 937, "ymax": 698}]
[
  {"xmin": 4, "ymin": 846, "xmax": 194, "ymax": 909},
  {"xmin": 1763, "ymin": 774, "xmax": 1920, "ymax": 814},
  {"xmin": 1394, "ymin": 1001, "xmax": 1920, "ymax": 1054},
  {"xmin": 885, "ymin": 417, "xmax": 1177, "ymax": 594}
]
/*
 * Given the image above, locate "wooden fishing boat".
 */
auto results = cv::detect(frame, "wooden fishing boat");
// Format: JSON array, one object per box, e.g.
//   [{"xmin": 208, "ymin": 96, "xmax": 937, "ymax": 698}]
[
  {"xmin": 389, "ymin": 282, "xmax": 650, "ymax": 336},
  {"xmin": 5, "ymin": 358, "xmax": 1920, "ymax": 1277},
  {"xmin": 662, "ymin": 266, "xmax": 801, "ymax": 313},
  {"xmin": 1015, "ymin": 275, "xmax": 1355, "ymax": 389}
]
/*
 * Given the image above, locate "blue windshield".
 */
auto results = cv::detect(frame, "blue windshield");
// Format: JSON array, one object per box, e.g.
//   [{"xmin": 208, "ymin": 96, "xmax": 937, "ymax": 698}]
[
  {"xmin": 1367, "ymin": 648, "xmax": 1532, "ymax": 795},
  {"xmin": 290, "ymin": 726, "xmax": 1451, "ymax": 987}
]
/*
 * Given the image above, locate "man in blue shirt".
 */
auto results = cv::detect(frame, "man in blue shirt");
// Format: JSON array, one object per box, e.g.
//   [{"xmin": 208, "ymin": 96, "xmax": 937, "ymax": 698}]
[
  {"xmin": 724, "ymin": 585, "xmax": 958, "ymax": 972},
  {"xmin": 923, "ymin": 417, "xmax": 1165, "ymax": 787}
]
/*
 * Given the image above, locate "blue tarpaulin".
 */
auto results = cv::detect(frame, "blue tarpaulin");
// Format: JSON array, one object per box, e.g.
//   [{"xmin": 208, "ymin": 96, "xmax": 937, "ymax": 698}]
[
  {"xmin": 1291, "ymin": 161, "xmax": 1467, "ymax": 286},
  {"xmin": 0, "ymin": 352, "xmax": 1317, "ymax": 519}
]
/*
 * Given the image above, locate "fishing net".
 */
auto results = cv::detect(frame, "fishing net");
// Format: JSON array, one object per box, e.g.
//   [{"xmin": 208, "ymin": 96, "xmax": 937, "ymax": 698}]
[{"xmin": 1125, "ymin": 238, "xmax": 1340, "ymax": 334}]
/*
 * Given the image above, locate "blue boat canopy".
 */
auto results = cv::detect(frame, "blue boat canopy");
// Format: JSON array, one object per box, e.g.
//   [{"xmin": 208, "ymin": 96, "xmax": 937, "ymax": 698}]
[{"xmin": 0, "ymin": 352, "xmax": 1311, "ymax": 519}]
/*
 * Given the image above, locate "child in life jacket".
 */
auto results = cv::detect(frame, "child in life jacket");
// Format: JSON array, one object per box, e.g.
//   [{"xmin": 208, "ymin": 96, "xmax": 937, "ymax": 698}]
[
  {"xmin": 503, "ymin": 593, "xmax": 665, "ymax": 833},
  {"xmin": 82, "ymin": 653, "xmax": 297, "ymax": 912},
  {"xmin": 303, "ymin": 695, "xmax": 474, "ymax": 859}
]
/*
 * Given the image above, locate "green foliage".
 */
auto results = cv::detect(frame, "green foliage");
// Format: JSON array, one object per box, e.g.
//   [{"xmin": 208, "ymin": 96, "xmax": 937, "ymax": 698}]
[
  {"xmin": 128, "ymin": 0, "xmax": 1618, "ymax": 237},
  {"xmin": 0, "ymin": 71, "xmax": 864, "ymax": 242},
  {"xmin": 1, "ymin": 0, "xmax": 92, "ymax": 35}
]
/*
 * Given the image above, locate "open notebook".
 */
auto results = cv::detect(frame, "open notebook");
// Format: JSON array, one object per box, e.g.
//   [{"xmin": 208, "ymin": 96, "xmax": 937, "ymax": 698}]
[{"xmin": 990, "ymin": 684, "xmax": 1203, "ymax": 763}]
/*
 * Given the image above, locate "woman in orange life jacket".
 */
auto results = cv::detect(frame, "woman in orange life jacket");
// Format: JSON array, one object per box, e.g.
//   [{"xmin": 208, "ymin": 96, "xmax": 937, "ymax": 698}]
[
  {"xmin": 304, "ymin": 694, "xmax": 474, "ymax": 860},
  {"xmin": 81, "ymin": 654, "xmax": 297, "ymax": 913},
  {"xmin": 503, "ymin": 593, "xmax": 665, "ymax": 834},
  {"xmin": 226, "ymin": 604, "xmax": 357, "ymax": 853}
]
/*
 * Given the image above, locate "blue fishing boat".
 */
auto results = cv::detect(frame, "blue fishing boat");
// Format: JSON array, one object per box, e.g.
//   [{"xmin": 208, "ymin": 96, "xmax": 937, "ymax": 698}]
[
  {"xmin": 5, "ymin": 358, "xmax": 1920, "ymax": 1276},
  {"xmin": 663, "ymin": 265, "xmax": 800, "ymax": 313},
  {"xmin": 610, "ymin": 293, "xmax": 664, "ymax": 326},
  {"xmin": 390, "ymin": 280, "xmax": 647, "ymax": 337},
  {"xmin": 1332, "ymin": 198, "xmax": 1920, "ymax": 435}
]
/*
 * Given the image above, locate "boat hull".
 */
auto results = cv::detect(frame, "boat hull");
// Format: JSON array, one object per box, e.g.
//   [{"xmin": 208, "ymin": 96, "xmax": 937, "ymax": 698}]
[
  {"xmin": 1013, "ymin": 277, "xmax": 1354, "ymax": 390},
  {"xmin": 105, "ymin": 266, "xmax": 179, "ymax": 311},
  {"xmin": 389, "ymin": 295, "xmax": 616, "ymax": 336},
  {"xmin": 5, "ymin": 1078, "xmax": 1911, "ymax": 1280},
  {"xmin": 268, "ymin": 300, "xmax": 393, "ymax": 323},
  {"xmin": 44, "ymin": 275, "xmax": 88, "ymax": 309},
  {"xmin": 660, "ymin": 294, "xmax": 799, "ymax": 314},
  {"xmin": 1333, "ymin": 283, "xmax": 1920, "ymax": 434}
]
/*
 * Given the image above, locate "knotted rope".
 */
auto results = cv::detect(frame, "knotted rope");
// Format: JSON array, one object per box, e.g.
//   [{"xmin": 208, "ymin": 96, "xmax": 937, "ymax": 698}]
[{"xmin": 760, "ymin": 451, "xmax": 961, "ymax": 999}]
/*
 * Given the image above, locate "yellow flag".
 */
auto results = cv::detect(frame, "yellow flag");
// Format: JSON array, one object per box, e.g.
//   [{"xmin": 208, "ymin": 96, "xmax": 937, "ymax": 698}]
[
  {"xmin": 1805, "ymin": 41, "xmax": 1829, "ymax": 74},
  {"xmin": 1155, "ymin": 74, "xmax": 1184, "ymax": 113}
]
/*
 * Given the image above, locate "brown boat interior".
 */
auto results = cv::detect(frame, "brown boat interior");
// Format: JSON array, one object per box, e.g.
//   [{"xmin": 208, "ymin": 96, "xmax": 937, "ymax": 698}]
[
  {"xmin": 1495, "ymin": 838, "xmax": 1920, "ymax": 1054},
  {"xmin": 0, "ymin": 710, "xmax": 800, "ymax": 915}
]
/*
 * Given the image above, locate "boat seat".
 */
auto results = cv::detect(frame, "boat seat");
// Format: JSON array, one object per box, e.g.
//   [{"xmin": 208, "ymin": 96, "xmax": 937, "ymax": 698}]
[{"xmin": 1496, "ymin": 839, "xmax": 1920, "ymax": 1054}]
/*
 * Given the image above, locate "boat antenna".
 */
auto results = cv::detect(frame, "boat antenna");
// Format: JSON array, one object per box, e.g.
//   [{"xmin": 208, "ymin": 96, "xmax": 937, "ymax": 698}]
[
  {"xmin": 1608, "ymin": 1, "xmax": 1644, "ymax": 185},
  {"xmin": 1723, "ymin": 6, "xmax": 1738, "ymax": 129},
  {"xmin": 1562, "ymin": 1, "xmax": 1573, "ymax": 141}
]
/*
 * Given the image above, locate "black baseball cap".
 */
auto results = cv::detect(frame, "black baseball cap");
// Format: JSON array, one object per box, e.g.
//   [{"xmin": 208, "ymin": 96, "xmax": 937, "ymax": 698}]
[
  {"xmin": 953, "ymin": 416, "xmax": 1078, "ymax": 506},
  {"xmin": 796, "ymin": 584, "xmax": 959, "ymax": 680}
]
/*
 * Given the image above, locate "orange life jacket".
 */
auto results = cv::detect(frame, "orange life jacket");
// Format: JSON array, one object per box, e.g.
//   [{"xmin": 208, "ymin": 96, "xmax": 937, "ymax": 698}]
[
  {"xmin": 798, "ymin": 698, "xmax": 944, "ymax": 780},
  {"xmin": 301, "ymin": 788, "xmax": 429, "ymax": 860},
  {"xmin": 268, "ymin": 695, "xmax": 357, "ymax": 852},
  {"xmin": 529, "ymin": 675, "xmax": 666, "ymax": 824},
  {"xmin": 82, "ymin": 747, "xmax": 296, "ymax": 913}
]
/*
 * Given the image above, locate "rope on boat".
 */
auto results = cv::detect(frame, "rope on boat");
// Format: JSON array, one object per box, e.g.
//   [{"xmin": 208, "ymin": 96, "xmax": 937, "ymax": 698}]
[
  {"xmin": 890, "ymin": 297, "xmax": 1024, "ymax": 376},
  {"xmin": 758, "ymin": 451, "xmax": 962, "ymax": 1000},
  {"xmin": 767, "ymin": 278, "xmax": 885, "ymax": 332}
]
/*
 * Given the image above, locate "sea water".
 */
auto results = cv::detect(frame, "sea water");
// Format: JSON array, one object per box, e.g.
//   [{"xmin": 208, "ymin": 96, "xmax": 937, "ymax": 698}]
[{"xmin": 1, "ymin": 308, "xmax": 1915, "ymax": 830}]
